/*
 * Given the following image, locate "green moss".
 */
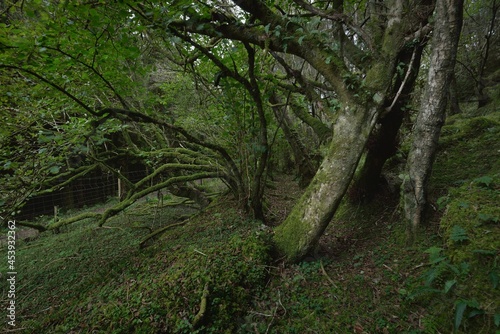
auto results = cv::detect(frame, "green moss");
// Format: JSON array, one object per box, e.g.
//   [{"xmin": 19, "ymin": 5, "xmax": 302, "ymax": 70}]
[
  {"xmin": 273, "ymin": 219, "xmax": 310, "ymax": 262},
  {"xmin": 417, "ymin": 176, "xmax": 500, "ymax": 333},
  {"xmin": 432, "ymin": 114, "xmax": 500, "ymax": 191},
  {"xmin": 1, "ymin": 199, "xmax": 271, "ymax": 333},
  {"xmin": 441, "ymin": 176, "xmax": 499, "ymax": 303}
]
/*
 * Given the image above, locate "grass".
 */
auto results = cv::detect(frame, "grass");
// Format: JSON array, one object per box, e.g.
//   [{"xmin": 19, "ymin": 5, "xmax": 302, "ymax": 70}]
[
  {"xmin": 0, "ymin": 198, "xmax": 270, "ymax": 333},
  {"xmin": 1, "ymin": 111, "xmax": 499, "ymax": 333}
]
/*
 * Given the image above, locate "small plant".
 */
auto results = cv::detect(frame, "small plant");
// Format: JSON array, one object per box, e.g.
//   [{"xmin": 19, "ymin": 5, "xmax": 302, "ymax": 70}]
[{"xmin": 411, "ymin": 234, "xmax": 499, "ymax": 333}]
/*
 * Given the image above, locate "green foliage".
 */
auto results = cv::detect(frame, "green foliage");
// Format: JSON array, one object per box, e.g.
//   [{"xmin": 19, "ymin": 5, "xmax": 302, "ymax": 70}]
[
  {"xmin": 449, "ymin": 225, "xmax": 469, "ymax": 242},
  {"xmin": 0, "ymin": 200, "xmax": 270, "ymax": 333},
  {"xmin": 410, "ymin": 174, "xmax": 500, "ymax": 333},
  {"xmin": 433, "ymin": 114, "xmax": 500, "ymax": 190}
]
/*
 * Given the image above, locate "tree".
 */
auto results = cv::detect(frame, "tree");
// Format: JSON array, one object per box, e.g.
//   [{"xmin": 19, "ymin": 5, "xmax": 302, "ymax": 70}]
[
  {"xmin": 0, "ymin": 2, "xmax": 235, "ymax": 226},
  {"xmin": 158, "ymin": 0, "xmax": 435, "ymax": 262},
  {"xmin": 455, "ymin": 0, "xmax": 499, "ymax": 108},
  {"xmin": 0, "ymin": 0, "xmax": 466, "ymax": 264},
  {"xmin": 402, "ymin": 0, "xmax": 464, "ymax": 239}
]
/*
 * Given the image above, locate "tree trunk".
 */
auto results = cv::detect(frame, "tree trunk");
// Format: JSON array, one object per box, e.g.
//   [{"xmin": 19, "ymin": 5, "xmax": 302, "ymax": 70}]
[
  {"xmin": 349, "ymin": 44, "xmax": 425, "ymax": 202},
  {"xmin": 448, "ymin": 73, "xmax": 462, "ymax": 115},
  {"xmin": 402, "ymin": 0, "xmax": 464, "ymax": 240},
  {"xmin": 348, "ymin": 108, "xmax": 404, "ymax": 202},
  {"xmin": 270, "ymin": 93, "xmax": 317, "ymax": 187},
  {"xmin": 273, "ymin": 102, "xmax": 379, "ymax": 262}
]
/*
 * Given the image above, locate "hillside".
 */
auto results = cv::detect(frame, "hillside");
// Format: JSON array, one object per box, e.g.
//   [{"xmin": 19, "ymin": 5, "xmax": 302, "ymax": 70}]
[{"xmin": 1, "ymin": 110, "xmax": 499, "ymax": 333}]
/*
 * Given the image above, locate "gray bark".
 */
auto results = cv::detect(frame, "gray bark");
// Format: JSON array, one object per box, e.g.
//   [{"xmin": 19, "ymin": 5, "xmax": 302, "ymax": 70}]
[
  {"xmin": 273, "ymin": 102, "xmax": 380, "ymax": 262},
  {"xmin": 402, "ymin": 0, "xmax": 464, "ymax": 239}
]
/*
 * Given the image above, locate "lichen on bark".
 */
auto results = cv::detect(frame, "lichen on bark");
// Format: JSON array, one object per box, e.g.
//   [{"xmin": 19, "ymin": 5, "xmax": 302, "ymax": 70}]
[{"xmin": 273, "ymin": 103, "xmax": 380, "ymax": 262}]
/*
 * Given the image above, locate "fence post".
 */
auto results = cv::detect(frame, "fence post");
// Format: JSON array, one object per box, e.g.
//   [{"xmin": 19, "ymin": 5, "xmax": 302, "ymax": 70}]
[
  {"xmin": 54, "ymin": 205, "xmax": 58, "ymax": 222},
  {"xmin": 117, "ymin": 178, "xmax": 122, "ymax": 200}
]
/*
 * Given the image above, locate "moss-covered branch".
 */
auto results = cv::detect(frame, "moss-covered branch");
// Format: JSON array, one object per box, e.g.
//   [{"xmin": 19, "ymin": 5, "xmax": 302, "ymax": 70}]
[
  {"xmin": 15, "ymin": 221, "xmax": 47, "ymax": 232},
  {"xmin": 289, "ymin": 99, "xmax": 331, "ymax": 143},
  {"xmin": 192, "ymin": 282, "xmax": 210, "ymax": 329},
  {"xmin": 138, "ymin": 219, "xmax": 189, "ymax": 249},
  {"xmin": 36, "ymin": 164, "xmax": 99, "ymax": 196},
  {"xmin": 98, "ymin": 172, "xmax": 219, "ymax": 226},
  {"xmin": 133, "ymin": 163, "xmax": 220, "ymax": 192},
  {"xmin": 48, "ymin": 212, "xmax": 102, "ymax": 230}
]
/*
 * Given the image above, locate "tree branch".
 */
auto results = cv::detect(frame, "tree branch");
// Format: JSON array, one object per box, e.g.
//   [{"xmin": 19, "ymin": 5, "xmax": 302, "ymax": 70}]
[{"xmin": 0, "ymin": 65, "xmax": 97, "ymax": 115}]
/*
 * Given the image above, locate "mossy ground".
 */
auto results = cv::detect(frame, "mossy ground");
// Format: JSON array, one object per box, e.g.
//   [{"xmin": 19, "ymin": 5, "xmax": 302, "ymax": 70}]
[
  {"xmin": 0, "ymin": 197, "xmax": 271, "ymax": 333},
  {"xmin": 1, "ymin": 111, "xmax": 499, "ymax": 333}
]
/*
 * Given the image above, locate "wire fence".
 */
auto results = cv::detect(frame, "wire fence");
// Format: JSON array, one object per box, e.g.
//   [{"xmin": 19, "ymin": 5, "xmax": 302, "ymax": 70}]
[{"xmin": 17, "ymin": 169, "xmax": 148, "ymax": 221}]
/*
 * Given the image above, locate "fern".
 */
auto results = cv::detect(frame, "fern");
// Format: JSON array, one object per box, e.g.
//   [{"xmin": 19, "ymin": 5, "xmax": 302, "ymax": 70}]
[
  {"xmin": 422, "ymin": 316, "xmax": 440, "ymax": 334},
  {"xmin": 450, "ymin": 225, "xmax": 468, "ymax": 242}
]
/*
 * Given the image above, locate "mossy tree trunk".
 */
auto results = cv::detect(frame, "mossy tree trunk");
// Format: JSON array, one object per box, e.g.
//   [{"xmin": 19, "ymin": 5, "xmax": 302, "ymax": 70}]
[
  {"xmin": 349, "ymin": 45, "xmax": 426, "ymax": 202},
  {"xmin": 273, "ymin": 102, "xmax": 380, "ymax": 262},
  {"xmin": 271, "ymin": 0, "xmax": 433, "ymax": 262},
  {"xmin": 142, "ymin": 0, "xmax": 437, "ymax": 262},
  {"xmin": 402, "ymin": 0, "xmax": 464, "ymax": 240}
]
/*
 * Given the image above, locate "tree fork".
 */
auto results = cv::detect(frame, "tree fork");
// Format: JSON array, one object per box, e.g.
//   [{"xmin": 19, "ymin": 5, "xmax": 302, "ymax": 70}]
[
  {"xmin": 273, "ymin": 103, "xmax": 380, "ymax": 262},
  {"xmin": 349, "ymin": 44, "xmax": 425, "ymax": 202}
]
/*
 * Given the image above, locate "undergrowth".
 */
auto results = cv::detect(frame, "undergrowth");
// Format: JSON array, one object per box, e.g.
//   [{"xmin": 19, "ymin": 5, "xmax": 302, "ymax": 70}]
[
  {"xmin": 1, "ymin": 112, "xmax": 498, "ymax": 333},
  {"xmin": 0, "ymin": 198, "xmax": 271, "ymax": 333}
]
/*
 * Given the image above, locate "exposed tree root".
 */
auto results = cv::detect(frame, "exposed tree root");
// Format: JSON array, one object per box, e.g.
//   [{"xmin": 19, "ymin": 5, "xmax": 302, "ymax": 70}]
[
  {"xmin": 192, "ymin": 282, "xmax": 210, "ymax": 329},
  {"xmin": 139, "ymin": 219, "xmax": 189, "ymax": 249}
]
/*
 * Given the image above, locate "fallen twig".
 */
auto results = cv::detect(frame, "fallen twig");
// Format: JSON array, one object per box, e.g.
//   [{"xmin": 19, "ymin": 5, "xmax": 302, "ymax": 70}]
[
  {"xmin": 139, "ymin": 219, "xmax": 188, "ymax": 249},
  {"xmin": 320, "ymin": 260, "xmax": 338, "ymax": 288},
  {"xmin": 192, "ymin": 282, "xmax": 209, "ymax": 329}
]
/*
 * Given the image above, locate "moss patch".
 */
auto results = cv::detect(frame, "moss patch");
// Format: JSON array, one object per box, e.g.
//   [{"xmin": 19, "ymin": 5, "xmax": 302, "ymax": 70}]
[
  {"xmin": 0, "ymin": 198, "xmax": 271, "ymax": 333},
  {"xmin": 432, "ymin": 114, "xmax": 500, "ymax": 192}
]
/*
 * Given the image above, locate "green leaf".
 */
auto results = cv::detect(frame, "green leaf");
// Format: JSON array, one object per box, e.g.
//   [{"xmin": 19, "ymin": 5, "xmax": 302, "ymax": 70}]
[
  {"xmin": 444, "ymin": 279, "xmax": 457, "ymax": 293},
  {"xmin": 478, "ymin": 213, "xmax": 499, "ymax": 224},
  {"xmin": 489, "ymin": 271, "xmax": 499, "ymax": 289},
  {"xmin": 264, "ymin": 23, "xmax": 271, "ymax": 34},
  {"xmin": 425, "ymin": 246, "xmax": 445, "ymax": 264},
  {"xmin": 473, "ymin": 175, "xmax": 493, "ymax": 188},
  {"xmin": 450, "ymin": 225, "xmax": 468, "ymax": 242},
  {"xmin": 49, "ymin": 165, "xmax": 60, "ymax": 174},
  {"xmin": 454, "ymin": 301, "xmax": 467, "ymax": 332},
  {"xmin": 494, "ymin": 313, "xmax": 500, "ymax": 327},
  {"xmin": 468, "ymin": 309, "xmax": 484, "ymax": 318},
  {"xmin": 325, "ymin": 56, "xmax": 332, "ymax": 64},
  {"xmin": 298, "ymin": 35, "xmax": 305, "ymax": 45}
]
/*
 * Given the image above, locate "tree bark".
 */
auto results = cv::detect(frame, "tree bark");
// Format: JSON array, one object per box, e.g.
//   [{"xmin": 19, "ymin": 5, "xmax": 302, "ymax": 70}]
[
  {"xmin": 273, "ymin": 102, "xmax": 379, "ymax": 262},
  {"xmin": 271, "ymin": 0, "xmax": 434, "ymax": 262},
  {"xmin": 349, "ymin": 45, "xmax": 425, "ymax": 202},
  {"xmin": 402, "ymin": 0, "xmax": 464, "ymax": 240},
  {"xmin": 270, "ymin": 93, "xmax": 317, "ymax": 187}
]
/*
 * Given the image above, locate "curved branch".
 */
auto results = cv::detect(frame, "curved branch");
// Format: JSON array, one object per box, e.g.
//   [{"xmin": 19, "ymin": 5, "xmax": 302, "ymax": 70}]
[
  {"xmin": 98, "ymin": 172, "xmax": 219, "ymax": 226},
  {"xmin": 43, "ymin": 45, "xmax": 130, "ymax": 109},
  {"xmin": 36, "ymin": 164, "xmax": 100, "ymax": 196},
  {"xmin": 15, "ymin": 221, "xmax": 47, "ymax": 232},
  {"xmin": 133, "ymin": 163, "xmax": 220, "ymax": 192},
  {"xmin": 139, "ymin": 218, "xmax": 189, "ymax": 249},
  {"xmin": 48, "ymin": 212, "xmax": 101, "ymax": 230},
  {"xmin": 97, "ymin": 107, "xmax": 242, "ymax": 194},
  {"xmin": 0, "ymin": 65, "xmax": 97, "ymax": 115}
]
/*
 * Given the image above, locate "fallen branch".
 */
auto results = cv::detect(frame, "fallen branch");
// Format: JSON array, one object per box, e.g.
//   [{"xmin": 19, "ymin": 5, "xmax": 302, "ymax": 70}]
[
  {"xmin": 192, "ymin": 282, "xmax": 210, "ymax": 329},
  {"xmin": 47, "ymin": 212, "xmax": 101, "ymax": 230},
  {"xmin": 139, "ymin": 219, "xmax": 189, "ymax": 249}
]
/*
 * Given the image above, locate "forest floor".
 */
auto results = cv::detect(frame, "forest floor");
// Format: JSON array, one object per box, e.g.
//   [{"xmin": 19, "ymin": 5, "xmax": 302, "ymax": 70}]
[{"xmin": 0, "ymin": 111, "xmax": 499, "ymax": 333}]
